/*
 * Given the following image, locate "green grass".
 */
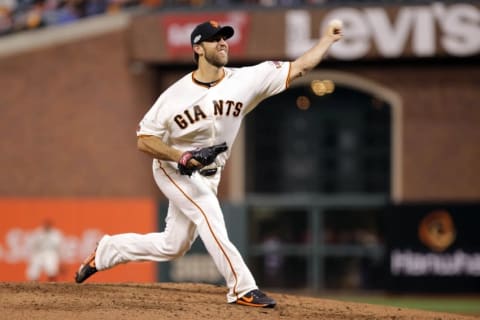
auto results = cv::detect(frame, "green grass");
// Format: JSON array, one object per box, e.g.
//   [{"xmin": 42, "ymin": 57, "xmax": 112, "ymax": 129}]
[{"xmin": 327, "ymin": 295, "xmax": 480, "ymax": 316}]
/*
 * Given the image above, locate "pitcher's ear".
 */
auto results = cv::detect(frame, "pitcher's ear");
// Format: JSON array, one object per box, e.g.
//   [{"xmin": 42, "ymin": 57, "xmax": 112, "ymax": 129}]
[{"xmin": 193, "ymin": 44, "xmax": 203, "ymax": 56}]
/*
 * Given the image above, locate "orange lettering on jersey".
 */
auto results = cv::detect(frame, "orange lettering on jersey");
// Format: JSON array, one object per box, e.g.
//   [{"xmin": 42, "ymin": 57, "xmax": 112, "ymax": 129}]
[
  {"xmin": 175, "ymin": 105, "xmax": 207, "ymax": 130},
  {"xmin": 214, "ymin": 100, "xmax": 223, "ymax": 115},
  {"xmin": 213, "ymin": 100, "xmax": 243, "ymax": 118},
  {"xmin": 225, "ymin": 100, "xmax": 235, "ymax": 116},
  {"xmin": 233, "ymin": 102, "xmax": 243, "ymax": 117},
  {"xmin": 184, "ymin": 109, "xmax": 195, "ymax": 124},
  {"xmin": 193, "ymin": 105, "xmax": 207, "ymax": 121},
  {"xmin": 174, "ymin": 115, "xmax": 188, "ymax": 129}
]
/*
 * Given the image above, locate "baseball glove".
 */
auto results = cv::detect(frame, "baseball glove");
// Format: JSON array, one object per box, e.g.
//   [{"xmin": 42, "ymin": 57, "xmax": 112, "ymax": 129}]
[{"xmin": 178, "ymin": 142, "xmax": 228, "ymax": 176}]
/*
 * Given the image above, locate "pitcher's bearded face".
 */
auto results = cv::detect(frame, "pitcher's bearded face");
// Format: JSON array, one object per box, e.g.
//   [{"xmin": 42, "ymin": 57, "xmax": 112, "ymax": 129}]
[{"xmin": 201, "ymin": 36, "xmax": 229, "ymax": 67}]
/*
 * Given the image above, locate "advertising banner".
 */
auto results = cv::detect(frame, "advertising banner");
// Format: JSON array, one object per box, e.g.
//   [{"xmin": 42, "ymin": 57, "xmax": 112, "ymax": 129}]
[
  {"xmin": 160, "ymin": 12, "xmax": 251, "ymax": 59},
  {"xmin": 129, "ymin": 3, "xmax": 480, "ymax": 62},
  {"xmin": 285, "ymin": 3, "xmax": 480, "ymax": 60},
  {"xmin": 0, "ymin": 198, "xmax": 157, "ymax": 282},
  {"xmin": 387, "ymin": 203, "xmax": 480, "ymax": 292}
]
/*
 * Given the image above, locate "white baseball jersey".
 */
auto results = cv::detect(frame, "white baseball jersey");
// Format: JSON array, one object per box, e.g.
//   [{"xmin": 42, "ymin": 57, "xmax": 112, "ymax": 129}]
[
  {"xmin": 95, "ymin": 61, "xmax": 291, "ymax": 303},
  {"xmin": 137, "ymin": 60, "xmax": 291, "ymax": 169}
]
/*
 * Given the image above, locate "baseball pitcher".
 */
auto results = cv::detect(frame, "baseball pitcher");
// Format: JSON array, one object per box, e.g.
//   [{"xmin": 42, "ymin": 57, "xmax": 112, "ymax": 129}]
[{"xmin": 75, "ymin": 19, "xmax": 343, "ymax": 308}]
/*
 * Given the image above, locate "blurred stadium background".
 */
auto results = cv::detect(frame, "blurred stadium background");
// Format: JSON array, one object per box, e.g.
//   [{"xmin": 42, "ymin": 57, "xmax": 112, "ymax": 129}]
[{"xmin": 0, "ymin": 0, "xmax": 479, "ymax": 315}]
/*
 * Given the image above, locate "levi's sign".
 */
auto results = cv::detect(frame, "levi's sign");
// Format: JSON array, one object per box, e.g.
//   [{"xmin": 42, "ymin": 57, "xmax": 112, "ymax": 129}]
[{"xmin": 286, "ymin": 3, "xmax": 480, "ymax": 60}]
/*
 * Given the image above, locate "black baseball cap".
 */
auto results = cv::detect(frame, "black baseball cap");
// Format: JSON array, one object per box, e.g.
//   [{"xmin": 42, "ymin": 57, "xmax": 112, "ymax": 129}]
[{"xmin": 190, "ymin": 21, "xmax": 234, "ymax": 45}]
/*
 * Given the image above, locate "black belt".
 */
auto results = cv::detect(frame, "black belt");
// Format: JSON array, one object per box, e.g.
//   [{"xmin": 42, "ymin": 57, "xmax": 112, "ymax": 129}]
[{"xmin": 199, "ymin": 168, "xmax": 218, "ymax": 176}]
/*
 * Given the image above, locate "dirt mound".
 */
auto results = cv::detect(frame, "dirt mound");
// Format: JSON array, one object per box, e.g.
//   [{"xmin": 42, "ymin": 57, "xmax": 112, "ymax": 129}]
[{"xmin": 0, "ymin": 282, "xmax": 476, "ymax": 320}]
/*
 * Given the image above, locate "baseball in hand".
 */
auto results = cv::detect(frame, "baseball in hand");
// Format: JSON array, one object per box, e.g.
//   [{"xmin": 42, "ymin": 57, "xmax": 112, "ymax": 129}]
[
  {"xmin": 329, "ymin": 19, "xmax": 343, "ymax": 29},
  {"xmin": 327, "ymin": 19, "xmax": 343, "ymax": 39}
]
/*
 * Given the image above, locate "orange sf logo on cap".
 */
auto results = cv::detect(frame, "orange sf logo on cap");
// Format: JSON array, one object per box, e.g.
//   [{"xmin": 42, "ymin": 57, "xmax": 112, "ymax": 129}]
[{"xmin": 209, "ymin": 21, "xmax": 219, "ymax": 28}]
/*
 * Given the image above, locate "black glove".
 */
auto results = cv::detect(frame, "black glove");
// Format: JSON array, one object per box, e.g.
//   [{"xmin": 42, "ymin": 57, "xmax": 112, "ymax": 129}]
[{"xmin": 178, "ymin": 142, "xmax": 228, "ymax": 176}]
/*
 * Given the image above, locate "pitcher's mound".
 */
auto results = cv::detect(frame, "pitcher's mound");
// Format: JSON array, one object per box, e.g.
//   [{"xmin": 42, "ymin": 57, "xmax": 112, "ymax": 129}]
[{"xmin": 0, "ymin": 282, "xmax": 475, "ymax": 320}]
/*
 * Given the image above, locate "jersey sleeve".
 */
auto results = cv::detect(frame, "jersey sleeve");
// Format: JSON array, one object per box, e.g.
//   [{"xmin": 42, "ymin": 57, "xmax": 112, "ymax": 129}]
[
  {"xmin": 253, "ymin": 61, "xmax": 291, "ymax": 97},
  {"xmin": 136, "ymin": 95, "xmax": 169, "ymax": 139},
  {"xmin": 241, "ymin": 61, "xmax": 291, "ymax": 115}
]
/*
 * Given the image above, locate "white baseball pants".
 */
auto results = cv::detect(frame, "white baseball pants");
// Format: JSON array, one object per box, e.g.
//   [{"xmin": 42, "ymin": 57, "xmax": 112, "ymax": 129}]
[
  {"xmin": 26, "ymin": 251, "xmax": 60, "ymax": 281},
  {"xmin": 95, "ymin": 160, "xmax": 257, "ymax": 302}
]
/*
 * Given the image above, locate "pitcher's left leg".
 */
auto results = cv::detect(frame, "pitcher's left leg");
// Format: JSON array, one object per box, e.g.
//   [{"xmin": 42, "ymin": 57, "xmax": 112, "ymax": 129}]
[{"xmin": 75, "ymin": 203, "xmax": 197, "ymax": 283}]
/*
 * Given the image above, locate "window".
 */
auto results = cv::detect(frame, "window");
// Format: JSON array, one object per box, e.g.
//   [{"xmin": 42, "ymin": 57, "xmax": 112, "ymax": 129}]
[{"xmin": 245, "ymin": 84, "xmax": 391, "ymax": 194}]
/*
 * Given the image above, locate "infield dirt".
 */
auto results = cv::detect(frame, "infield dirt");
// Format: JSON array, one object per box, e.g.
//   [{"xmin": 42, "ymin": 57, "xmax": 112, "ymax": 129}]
[{"xmin": 0, "ymin": 282, "xmax": 477, "ymax": 320}]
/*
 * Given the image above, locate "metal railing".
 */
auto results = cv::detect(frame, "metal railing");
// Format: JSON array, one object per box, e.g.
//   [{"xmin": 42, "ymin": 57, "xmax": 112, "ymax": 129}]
[{"xmin": 245, "ymin": 193, "xmax": 388, "ymax": 291}]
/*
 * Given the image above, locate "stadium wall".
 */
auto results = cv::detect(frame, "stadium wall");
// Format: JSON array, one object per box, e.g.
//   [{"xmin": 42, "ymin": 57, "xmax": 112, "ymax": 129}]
[
  {"xmin": 0, "ymin": 3, "xmax": 478, "ymax": 286},
  {"xmin": 0, "ymin": 25, "xmax": 161, "ymax": 197},
  {"xmin": 0, "ymin": 5, "xmax": 478, "ymax": 202}
]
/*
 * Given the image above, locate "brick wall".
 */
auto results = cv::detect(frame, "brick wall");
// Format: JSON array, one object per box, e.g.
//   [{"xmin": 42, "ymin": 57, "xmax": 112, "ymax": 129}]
[
  {"xmin": 0, "ymin": 27, "xmax": 478, "ymax": 202},
  {"xmin": 0, "ymin": 31, "xmax": 157, "ymax": 197},
  {"xmin": 348, "ymin": 62, "xmax": 480, "ymax": 201}
]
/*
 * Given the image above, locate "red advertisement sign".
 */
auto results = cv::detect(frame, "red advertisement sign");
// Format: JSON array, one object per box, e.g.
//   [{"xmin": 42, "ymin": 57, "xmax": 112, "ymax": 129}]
[
  {"xmin": 0, "ymin": 198, "xmax": 157, "ymax": 282},
  {"xmin": 160, "ymin": 12, "xmax": 251, "ymax": 59}
]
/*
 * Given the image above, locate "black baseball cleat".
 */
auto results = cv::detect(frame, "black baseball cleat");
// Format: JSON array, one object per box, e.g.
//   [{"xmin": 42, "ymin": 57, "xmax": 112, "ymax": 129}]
[
  {"xmin": 233, "ymin": 289, "xmax": 276, "ymax": 308},
  {"xmin": 74, "ymin": 249, "xmax": 98, "ymax": 283}
]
